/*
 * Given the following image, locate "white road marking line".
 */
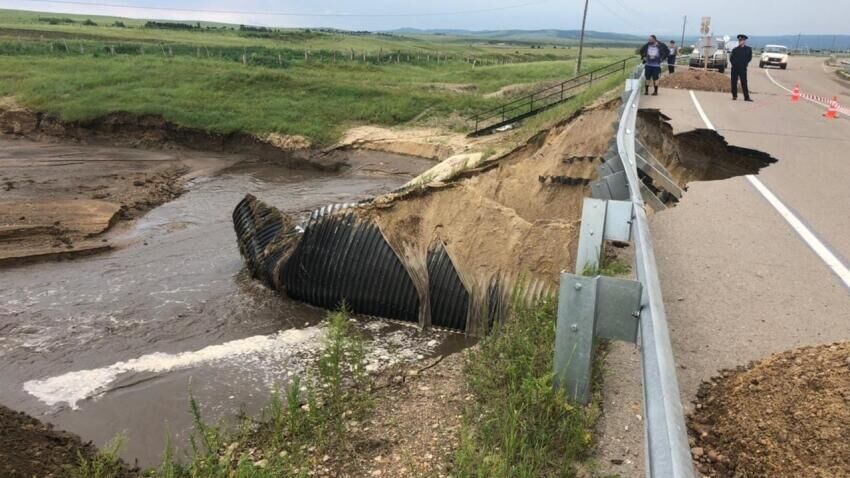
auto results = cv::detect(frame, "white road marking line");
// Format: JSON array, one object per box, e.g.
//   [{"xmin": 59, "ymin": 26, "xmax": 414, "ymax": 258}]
[
  {"xmin": 688, "ymin": 90, "xmax": 850, "ymax": 290},
  {"xmin": 688, "ymin": 90, "xmax": 715, "ymax": 130},
  {"xmin": 765, "ymin": 69, "xmax": 850, "ymax": 116}
]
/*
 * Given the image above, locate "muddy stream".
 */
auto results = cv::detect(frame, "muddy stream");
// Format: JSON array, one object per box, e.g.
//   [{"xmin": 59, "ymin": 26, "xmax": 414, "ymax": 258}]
[{"xmin": 0, "ymin": 138, "xmax": 466, "ymax": 466}]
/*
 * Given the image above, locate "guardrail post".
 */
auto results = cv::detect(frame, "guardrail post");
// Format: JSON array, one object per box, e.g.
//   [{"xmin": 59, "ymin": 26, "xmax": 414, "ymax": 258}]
[
  {"xmin": 474, "ymin": 115, "xmax": 479, "ymax": 133},
  {"xmin": 554, "ymin": 274, "xmax": 641, "ymax": 404},
  {"xmin": 554, "ymin": 197, "xmax": 639, "ymax": 404},
  {"xmin": 529, "ymin": 93, "xmax": 534, "ymax": 112}
]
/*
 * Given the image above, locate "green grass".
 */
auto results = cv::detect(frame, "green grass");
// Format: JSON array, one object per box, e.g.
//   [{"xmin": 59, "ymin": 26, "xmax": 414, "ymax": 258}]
[
  {"xmin": 73, "ymin": 436, "xmax": 127, "ymax": 478},
  {"xmin": 0, "ymin": 9, "xmax": 633, "ymax": 145},
  {"xmin": 453, "ymin": 296, "xmax": 595, "ymax": 478}
]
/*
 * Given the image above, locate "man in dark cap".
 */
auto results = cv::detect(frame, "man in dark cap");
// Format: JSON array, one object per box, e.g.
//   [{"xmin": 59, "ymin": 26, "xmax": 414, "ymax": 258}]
[{"xmin": 730, "ymin": 34, "xmax": 753, "ymax": 101}]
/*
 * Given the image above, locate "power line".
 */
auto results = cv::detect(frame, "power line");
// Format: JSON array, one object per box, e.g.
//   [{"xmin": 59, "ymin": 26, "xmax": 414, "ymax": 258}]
[
  {"xmin": 593, "ymin": 0, "xmax": 641, "ymax": 32},
  {"xmin": 16, "ymin": 0, "xmax": 557, "ymax": 18}
]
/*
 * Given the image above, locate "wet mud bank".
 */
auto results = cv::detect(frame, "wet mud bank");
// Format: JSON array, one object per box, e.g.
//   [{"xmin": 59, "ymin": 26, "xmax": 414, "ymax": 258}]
[
  {"xmin": 0, "ymin": 100, "xmax": 342, "ymax": 170},
  {"xmin": 0, "ymin": 137, "xmax": 228, "ymax": 267},
  {"xmin": 0, "ymin": 404, "xmax": 135, "ymax": 478}
]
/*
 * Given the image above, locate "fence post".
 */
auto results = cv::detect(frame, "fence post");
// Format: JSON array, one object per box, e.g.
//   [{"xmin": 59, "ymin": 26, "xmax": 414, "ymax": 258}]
[
  {"xmin": 474, "ymin": 115, "xmax": 479, "ymax": 133},
  {"xmin": 561, "ymin": 82, "xmax": 564, "ymax": 100},
  {"xmin": 530, "ymin": 93, "xmax": 534, "ymax": 112}
]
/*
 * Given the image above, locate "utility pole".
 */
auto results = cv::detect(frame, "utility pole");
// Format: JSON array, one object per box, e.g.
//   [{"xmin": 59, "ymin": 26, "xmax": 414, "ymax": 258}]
[
  {"xmin": 575, "ymin": 0, "xmax": 590, "ymax": 74},
  {"xmin": 680, "ymin": 15, "xmax": 686, "ymax": 47},
  {"xmin": 831, "ymin": 35, "xmax": 837, "ymax": 52},
  {"xmin": 794, "ymin": 33, "xmax": 801, "ymax": 53}
]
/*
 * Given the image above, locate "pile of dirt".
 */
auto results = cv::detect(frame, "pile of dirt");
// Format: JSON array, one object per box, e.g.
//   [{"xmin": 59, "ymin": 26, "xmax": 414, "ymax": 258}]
[
  {"xmin": 659, "ymin": 69, "xmax": 731, "ymax": 93},
  {"xmin": 0, "ymin": 405, "xmax": 135, "ymax": 478},
  {"xmin": 688, "ymin": 342, "xmax": 850, "ymax": 477}
]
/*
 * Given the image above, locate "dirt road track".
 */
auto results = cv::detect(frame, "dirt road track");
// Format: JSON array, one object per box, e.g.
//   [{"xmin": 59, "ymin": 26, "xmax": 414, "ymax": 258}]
[{"xmin": 595, "ymin": 56, "xmax": 850, "ymax": 477}]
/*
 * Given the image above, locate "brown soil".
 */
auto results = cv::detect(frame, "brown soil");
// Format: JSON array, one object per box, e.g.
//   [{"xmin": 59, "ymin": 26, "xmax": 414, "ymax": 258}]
[
  {"xmin": 688, "ymin": 342, "xmax": 850, "ymax": 478},
  {"xmin": 659, "ymin": 69, "xmax": 732, "ymax": 93},
  {"xmin": 0, "ymin": 404, "xmax": 135, "ymax": 478},
  {"xmin": 0, "ymin": 136, "xmax": 235, "ymax": 267},
  {"xmin": 361, "ymin": 103, "xmax": 618, "ymax": 333},
  {"xmin": 328, "ymin": 352, "xmax": 467, "ymax": 477},
  {"xmin": 637, "ymin": 109, "xmax": 776, "ymax": 185},
  {"xmin": 336, "ymin": 125, "xmax": 472, "ymax": 161},
  {"xmin": 0, "ymin": 98, "xmax": 342, "ymax": 171}
]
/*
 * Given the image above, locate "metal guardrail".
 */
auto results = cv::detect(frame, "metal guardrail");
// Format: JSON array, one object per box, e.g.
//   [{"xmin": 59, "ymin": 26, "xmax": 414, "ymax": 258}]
[
  {"xmin": 619, "ymin": 65, "xmax": 695, "ymax": 478},
  {"xmin": 469, "ymin": 57, "xmax": 632, "ymax": 136},
  {"xmin": 552, "ymin": 64, "xmax": 696, "ymax": 477}
]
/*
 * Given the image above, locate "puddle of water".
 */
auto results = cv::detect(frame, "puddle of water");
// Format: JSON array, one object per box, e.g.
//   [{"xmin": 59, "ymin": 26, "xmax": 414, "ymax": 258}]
[{"xmin": 0, "ymin": 151, "xmax": 467, "ymax": 466}]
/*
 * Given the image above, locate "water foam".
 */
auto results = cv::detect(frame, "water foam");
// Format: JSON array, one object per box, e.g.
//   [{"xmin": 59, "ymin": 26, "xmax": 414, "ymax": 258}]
[{"xmin": 23, "ymin": 326, "xmax": 323, "ymax": 409}]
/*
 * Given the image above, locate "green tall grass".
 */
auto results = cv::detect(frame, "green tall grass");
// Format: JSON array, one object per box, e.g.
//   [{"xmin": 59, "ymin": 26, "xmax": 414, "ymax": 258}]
[
  {"xmin": 0, "ymin": 52, "xmax": 628, "ymax": 144},
  {"xmin": 454, "ymin": 297, "xmax": 595, "ymax": 478}
]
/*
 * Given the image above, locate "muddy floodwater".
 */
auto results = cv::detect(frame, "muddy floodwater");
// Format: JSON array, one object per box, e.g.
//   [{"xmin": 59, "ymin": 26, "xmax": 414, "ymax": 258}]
[{"xmin": 0, "ymin": 138, "xmax": 466, "ymax": 466}]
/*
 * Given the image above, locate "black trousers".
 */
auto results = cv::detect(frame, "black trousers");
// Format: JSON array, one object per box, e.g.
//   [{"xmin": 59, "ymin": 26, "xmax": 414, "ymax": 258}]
[
  {"xmin": 667, "ymin": 56, "xmax": 676, "ymax": 73},
  {"xmin": 731, "ymin": 67, "xmax": 750, "ymax": 99}
]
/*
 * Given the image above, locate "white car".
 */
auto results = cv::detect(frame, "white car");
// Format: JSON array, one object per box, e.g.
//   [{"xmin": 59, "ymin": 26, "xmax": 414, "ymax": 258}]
[{"xmin": 759, "ymin": 45, "xmax": 789, "ymax": 69}]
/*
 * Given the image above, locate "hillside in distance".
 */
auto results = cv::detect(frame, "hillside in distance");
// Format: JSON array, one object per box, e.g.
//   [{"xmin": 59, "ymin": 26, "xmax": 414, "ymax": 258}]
[{"xmin": 391, "ymin": 28, "xmax": 645, "ymax": 45}]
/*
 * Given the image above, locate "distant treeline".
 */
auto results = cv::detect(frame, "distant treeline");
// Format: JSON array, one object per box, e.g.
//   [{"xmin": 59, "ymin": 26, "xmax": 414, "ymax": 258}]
[
  {"xmin": 144, "ymin": 21, "xmax": 201, "ymax": 30},
  {"xmin": 37, "ymin": 17, "xmax": 124, "ymax": 27}
]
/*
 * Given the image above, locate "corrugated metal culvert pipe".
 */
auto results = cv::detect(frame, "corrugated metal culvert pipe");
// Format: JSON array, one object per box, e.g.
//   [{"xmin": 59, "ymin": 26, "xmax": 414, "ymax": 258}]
[{"xmin": 233, "ymin": 194, "xmax": 513, "ymax": 333}]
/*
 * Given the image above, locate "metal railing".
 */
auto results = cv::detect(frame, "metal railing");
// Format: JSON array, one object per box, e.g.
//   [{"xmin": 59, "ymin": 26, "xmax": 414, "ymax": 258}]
[
  {"xmin": 552, "ymin": 64, "xmax": 695, "ymax": 477},
  {"xmin": 470, "ymin": 57, "xmax": 632, "ymax": 136},
  {"xmin": 619, "ymin": 65, "xmax": 695, "ymax": 478}
]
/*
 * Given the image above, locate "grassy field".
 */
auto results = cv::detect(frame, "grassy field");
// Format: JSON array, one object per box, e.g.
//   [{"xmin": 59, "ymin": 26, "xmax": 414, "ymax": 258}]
[{"xmin": 0, "ymin": 9, "xmax": 634, "ymax": 145}]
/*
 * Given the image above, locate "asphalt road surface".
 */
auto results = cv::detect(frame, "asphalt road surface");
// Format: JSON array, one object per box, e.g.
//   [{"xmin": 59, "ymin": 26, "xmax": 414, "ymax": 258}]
[{"xmin": 595, "ymin": 56, "xmax": 850, "ymax": 477}]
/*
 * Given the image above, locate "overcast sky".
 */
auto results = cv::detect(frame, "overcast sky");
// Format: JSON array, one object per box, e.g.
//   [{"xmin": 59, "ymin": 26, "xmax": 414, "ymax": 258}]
[{"xmin": 1, "ymin": 0, "xmax": 848, "ymax": 36}]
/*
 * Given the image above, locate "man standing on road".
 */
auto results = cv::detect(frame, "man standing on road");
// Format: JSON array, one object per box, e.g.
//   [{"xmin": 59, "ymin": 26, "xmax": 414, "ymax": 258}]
[
  {"xmin": 639, "ymin": 35, "xmax": 669, "ymax": 96},
  {"xmin": 667, "ymin": 40, "xmax": 678, "ymax": 74},
  {"xmin": 730, "ymin": 34, "xmax": 753, "ymax": 101}
]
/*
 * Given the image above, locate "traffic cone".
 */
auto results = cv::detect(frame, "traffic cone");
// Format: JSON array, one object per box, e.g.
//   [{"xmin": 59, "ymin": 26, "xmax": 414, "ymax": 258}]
[
  {"xmin": 824, "ymin": 97, "xmax": 839, "ymax": 119},
  {"xmin": 791, "ymin": 85, "xmax": 801, "ymax": 102}
]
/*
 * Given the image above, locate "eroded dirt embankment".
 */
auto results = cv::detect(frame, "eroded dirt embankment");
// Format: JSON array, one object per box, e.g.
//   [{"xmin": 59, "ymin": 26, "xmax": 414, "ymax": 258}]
[
  {"xmin": 237, "ymin": 100, "xmax": 779, "ymax": 336},
  {"xmin": 0, "ymin": 99, "xmax": 346, "ymax": 170}
]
